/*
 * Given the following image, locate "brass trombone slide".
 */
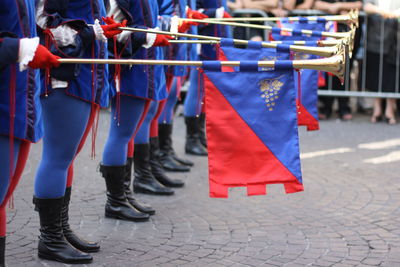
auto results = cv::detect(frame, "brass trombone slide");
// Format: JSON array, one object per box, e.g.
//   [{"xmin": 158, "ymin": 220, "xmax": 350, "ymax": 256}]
[
  {"xmin": 178, "ymin": 17, "xmax": 351, "ymax": 39},
  {"xmin": 202, "ymin": 10, "xmax": 359, "ymax": 27},
  {"xmin": 120, "ymin": 27, "xmax": 347, "ymax": 58},
  {"xmin": 58, "ymin": 48, "xmax": 346, "ymax": 81}
]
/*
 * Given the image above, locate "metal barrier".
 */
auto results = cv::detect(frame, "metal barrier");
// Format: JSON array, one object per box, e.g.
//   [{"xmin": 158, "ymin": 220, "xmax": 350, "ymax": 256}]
[{"xmin": 230, "ymin": 9, "xmax": 400, "ymax": 99}]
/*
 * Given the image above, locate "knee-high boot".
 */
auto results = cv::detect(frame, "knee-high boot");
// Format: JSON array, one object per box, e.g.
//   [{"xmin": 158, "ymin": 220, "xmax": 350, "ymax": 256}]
[
  {"xmin": 185, "ymin": 117, "xmax": 207, "ymax": 156},
  {"xmin": 159, "ymin": 124, "xmax": 193, "ymax": 171},
  {"xmin": 61, "ymin": 187, "xmax": 100, "ymax": 253},
  {"xmin": 0, "ymin": 236, "xmax": 4, "ymax": 267},
  {"xmin": 198, "ymin": 113, "xmax": 207, "ymax": 148},
  {"xmin": 133, "ymin": 144, "xmax": 174, "ymax": 195},
  {"xmin": 149, "ymin": 137, "xmax": 184, "ymax": 188},
  {"xmin": 33, "ymin": 197, "xmax": 93, "ymax": 264},
  {"xmin": 124, "ymin": 157, "xmax": 156, "ymax": 215},
  {"xmin": 99, "ymin": 164, "xmax": 150, "ymax": 222}
]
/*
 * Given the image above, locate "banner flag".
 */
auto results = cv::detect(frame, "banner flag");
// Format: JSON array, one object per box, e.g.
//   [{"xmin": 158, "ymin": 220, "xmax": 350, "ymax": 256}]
[{"xmin": 203, "ymin": 66, "xmax": 303, "ymax": 198}]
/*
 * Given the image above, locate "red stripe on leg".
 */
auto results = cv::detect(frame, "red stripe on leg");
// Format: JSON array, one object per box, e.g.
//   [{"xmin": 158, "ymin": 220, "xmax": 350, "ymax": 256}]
[{"xmin": 0, "ymin": 208, "xmax": 5, "ymax": 237}]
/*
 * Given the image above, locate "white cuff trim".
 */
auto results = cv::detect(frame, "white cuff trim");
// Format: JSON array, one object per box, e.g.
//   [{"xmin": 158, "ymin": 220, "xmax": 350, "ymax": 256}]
[
  {"xmin": 117, "ymin": 30, "xmax": 132, "ymax": 43},
  {"xmin": 93, "ymin": 19, "xmax": 107, "ymax": 42},
  {"xmin": 170, "ymin": 16, "xmax": 179, "ymax": 34},
  {"xmin": 216, "ymin": 7, "xmax": 225, "ymax": 18},
  {"xmin": 52, "ymin": 78, "xmax": 68, "ymax": 89},
  {"xmin": 143, "ymin": 28, "xmax": 158, "ymax": 49},
  {"xmin": 50, "ymin": 25, "xmax": 78, "ymax": 47},
  {"xmin": 18, "ymin": 37, "xmax": 40, "ymax": 71}
]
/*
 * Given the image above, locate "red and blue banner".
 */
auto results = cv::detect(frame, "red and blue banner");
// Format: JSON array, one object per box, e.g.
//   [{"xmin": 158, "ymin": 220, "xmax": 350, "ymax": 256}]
[
  {"xmin": 217, "ymin": 38, "xmax": 319, "ymax": 130},
  {"xmin": 272, "ymin": 21, "xmax": 325, "ymax": 131},
  {"xmin": 203, "ymin": 62, "xmax": 303, "ymax": 198}
]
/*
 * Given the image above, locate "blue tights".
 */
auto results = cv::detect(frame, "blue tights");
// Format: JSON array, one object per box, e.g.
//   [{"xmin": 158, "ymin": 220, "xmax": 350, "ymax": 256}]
[
  {"xmin": 0, "ymin": 136, "xmax": 20, "ymax": 204},
  {"xmin": 184, "ymin": 67, "xmax": 201, "ymax": 117},
  {"xmin": 102, "ymin": 96, "xmax": 146, "ymax": 166},
  {"xmin": 159, "ymin": 78, "xmax": 179, "ymax": 124},
  {"xmin": 34, "ymin": 90, "xmax": 91, "ymax": 199},
  {"xmin": 135, "ymin": 101, "xmax": 158, "ymax": 144}
]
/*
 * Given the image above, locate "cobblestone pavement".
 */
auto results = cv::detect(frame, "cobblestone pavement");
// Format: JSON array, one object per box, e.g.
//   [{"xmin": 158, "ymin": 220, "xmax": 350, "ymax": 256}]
[{"xmin": 5, "ymin": 111, "xmax": 400, "ymax": 267}]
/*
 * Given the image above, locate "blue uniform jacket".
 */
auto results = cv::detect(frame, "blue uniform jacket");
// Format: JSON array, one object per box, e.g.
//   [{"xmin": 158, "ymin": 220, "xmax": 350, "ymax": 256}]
[
  {"xmin": 106, "ymin": 0, "xmax": 167, "ymax": 101},
  {"xmin": 197, "ymin": 0, "xmax": 231, "ymax": 59},
  {"xmin": 0, "ymin": 0, "xmax": 42, "ymax": 142},
  {"xmin": 40, "ymin": 0, "xmax": 109, "ymax": 108},
  {"xmin": 159, "ymin": 0, "xmax": 188, "ymax": 77}
]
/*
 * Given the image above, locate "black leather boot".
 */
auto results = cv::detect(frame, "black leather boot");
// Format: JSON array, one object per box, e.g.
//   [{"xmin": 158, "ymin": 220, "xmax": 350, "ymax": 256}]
[
  {"xmin": 133, "ymin": 144, "xmax": 174, "ymax": 195},
  {"xmin": 62, "ymin": 187, "xmax": 100, "ymax": 253},
  {"xmin": 33, "ymin": 197, "xmax": 93, "ymax": 264},
  {"xmin": 100, "ymin": 164, "xmax": 150, "ymax": 222},
  {"xmin": 198, "ymin": 113, "xmax": 207, "ymax": 148},
  {"xmin": 124, "ymin": 157, "xmax": 156, "ymax": 215},
  {"xmin": 159, "ymin": 124, "xmax": 193, "ymax": 170},
  {"xmin": 185, "ymin": 117, "xmax": 208, "ymax": 156},
  {"xmin": 0, "ymin": 236, "xmax": 5, "ymax": 267},
  {"xmin": 150, "ymin": 137, "xmax": 184, "ymax": 188}
]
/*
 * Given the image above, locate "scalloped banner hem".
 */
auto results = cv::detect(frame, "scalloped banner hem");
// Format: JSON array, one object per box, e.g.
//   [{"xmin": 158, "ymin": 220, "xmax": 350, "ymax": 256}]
[{"xmin": 209, "ymin": 180, "xmax": 304, "ymax": 198}]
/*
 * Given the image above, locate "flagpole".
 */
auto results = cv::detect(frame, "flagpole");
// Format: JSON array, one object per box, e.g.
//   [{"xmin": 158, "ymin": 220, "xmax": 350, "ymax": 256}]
[{"xmin": 119, "ymin": 27, "xmax": 344, "ymax": 57}]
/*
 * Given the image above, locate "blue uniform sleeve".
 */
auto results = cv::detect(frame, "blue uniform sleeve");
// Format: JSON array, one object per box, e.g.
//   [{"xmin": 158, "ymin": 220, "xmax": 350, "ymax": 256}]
[
  {"xmin": 158, "ymin": 0, "xmax": 175, "ymax": 31},
  {"xmin": 0, "ymin": 37, "xmax": 19, "ymax": 70}
]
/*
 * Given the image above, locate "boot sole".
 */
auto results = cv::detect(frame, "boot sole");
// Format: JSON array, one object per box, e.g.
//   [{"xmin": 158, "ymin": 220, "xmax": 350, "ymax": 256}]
[
  {"xmin": 162, "ymin": 166, "xmax": 191, "ymax": 172},
  {"xmin": 137, "ymin": 209, "xmax": 156, "ymax": 215},
  {"xmin": 133, "ymin": 187, "xmax": 174, "ymax": 195},
  {"xmin": 185, "ymin": 150, "xmax": 208, "ymax": 156},
  {"xmin": 38, "ymin": 252, "xmax": 93, "ymax": 264},
  {"xmin": 74, "ymin": 247, "xmax": 100, "ymax": 253},
  {"xmin": 172, "ymin": 161, "xmax": 194, "ymax": 167},
  {"xmin": 65, "ymin": 239, "xmax": 101, "ymax": 253},
  {"xmin": 105, "ymin": 212, "xmax": 150, "ymax": 222},
  {"xmin": 159, "ymin": 182, "xmax": 185, "ymax": 188}
]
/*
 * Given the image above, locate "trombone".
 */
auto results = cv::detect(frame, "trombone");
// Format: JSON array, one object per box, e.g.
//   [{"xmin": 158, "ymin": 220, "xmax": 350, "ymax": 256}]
[
  {"xmin": 201, "ymin": 10, "xmax": 359, "ymax": 28},
  {"xmin": 58, "ymin": 44, "xmax": 346, "ymax": 82},
  {"xmin": 120, "ymin": 27, "xmax": 351, "ymax": 58},
  {"xmin": 178, "ymin": 17, "xmax": 354, "ymax": 39}
]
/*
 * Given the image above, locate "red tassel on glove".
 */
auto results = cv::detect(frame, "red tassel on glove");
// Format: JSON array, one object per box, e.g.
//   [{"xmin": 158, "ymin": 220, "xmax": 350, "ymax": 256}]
[
  {"xmin": 28, "ymin": 44, "xmax": 60, "ymax": 69},
  {"xmin": 153, "ymin": 34, "xmax": 174, "ymax": 47}
]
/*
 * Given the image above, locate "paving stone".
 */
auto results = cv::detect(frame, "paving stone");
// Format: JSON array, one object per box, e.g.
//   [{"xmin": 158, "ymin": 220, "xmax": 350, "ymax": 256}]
[{"xmin": 4, "ymin": 113, "xmax": 400, "ymax": 266}]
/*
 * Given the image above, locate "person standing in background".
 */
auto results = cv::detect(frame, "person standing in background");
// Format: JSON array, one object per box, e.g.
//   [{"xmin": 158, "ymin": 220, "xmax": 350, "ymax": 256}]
[
  {"xmin": 314, "ymin": 0, "xmax": 362, "ymax": 121},
  {"xmin": 364, "ymin": 0, "xmax": 400, "ymax": 124}
]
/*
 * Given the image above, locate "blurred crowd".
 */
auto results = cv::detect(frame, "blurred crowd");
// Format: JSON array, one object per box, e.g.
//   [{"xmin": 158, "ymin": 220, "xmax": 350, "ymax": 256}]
[{"xmin": 227, "ymin": 0, "xmax": 400, "ymax": 125}]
